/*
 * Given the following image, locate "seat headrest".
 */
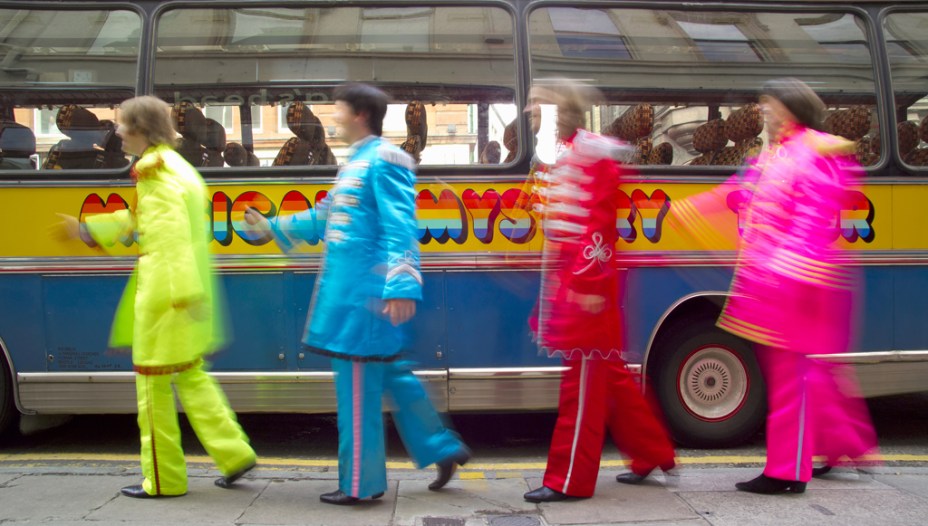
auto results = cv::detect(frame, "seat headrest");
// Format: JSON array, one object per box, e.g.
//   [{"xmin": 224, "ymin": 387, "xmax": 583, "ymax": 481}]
[
  {"xmin": 405, "ymin": 101, "xmax": 427, "ymax": 148},
  {"xmin": 724, "ymin": 104, "xmax": 763, "ymax": 143},
  {"xmin": 503, "ymin": 119, "xmax": 518, "ymax": 163},
  {"xmin": 920, "ymin": 114, "xmax": 928, "ymax": 144},
  {"xmin": 172, "ymin": 103, "xmax": 207, "ymax": 140},
  {"xmin": 0, "ymin": 121, "xmax": 36, "ymax": 157},
  {"xmin": 692, "ymin": 119, "xmax": 727, "ymax": 153},
  {"xmin": 898, "ymin": 121, "xmax": 919, "ymax": 157},
  {"xmin": 56, "ymin": 105, "xmax": 100, "ymax": 134},
  {"xmin": 604, "ymin": 103, "xmax": 653, "ymax": 142},
  {"xmin": 224, "ymin": 142, "xmax": 260, "ymax": 167},
  {"xmin": 204, "ymin": 119, "xmax": 227, "ymax": 150},
  {"xmin": 824, "ymin": 106, "xmax": 871, "ymax": 141},
  {"xmin": 286, "ymin": 102, "xmax": 324, "ymax": 143}
]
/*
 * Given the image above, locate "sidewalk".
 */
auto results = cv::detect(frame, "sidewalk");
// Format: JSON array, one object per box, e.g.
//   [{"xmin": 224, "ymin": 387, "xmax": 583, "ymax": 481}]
[{"xmin": 1, "ymin": 464, "xmax": 928, "ymax": 525}]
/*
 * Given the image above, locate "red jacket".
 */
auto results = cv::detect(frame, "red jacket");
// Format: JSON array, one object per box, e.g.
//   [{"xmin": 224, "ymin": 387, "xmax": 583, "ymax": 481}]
[{"xmin": 531, "ymin": 129, "xmax": 631, "ymax": 360}]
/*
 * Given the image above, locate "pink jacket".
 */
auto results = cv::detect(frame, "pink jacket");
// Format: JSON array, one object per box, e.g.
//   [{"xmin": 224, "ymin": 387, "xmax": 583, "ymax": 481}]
[{"xmin": 675, "ymin": 126, "xmax": 861, "ymax": 354}]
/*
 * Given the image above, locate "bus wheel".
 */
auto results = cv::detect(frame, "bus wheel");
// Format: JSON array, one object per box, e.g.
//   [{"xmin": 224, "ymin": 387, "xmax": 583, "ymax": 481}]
[
  {"xmin": 0, "ymin": 356, "xmax": 18, "ymax": 442},
  {"xmin": 652, "ymin": 320, "xmax": 765, "ymax": 448}
]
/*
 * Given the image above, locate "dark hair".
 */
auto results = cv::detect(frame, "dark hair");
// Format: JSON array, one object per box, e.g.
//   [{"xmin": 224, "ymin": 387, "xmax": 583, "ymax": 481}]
[
  {"xmin": 333, "ymin": 83, "xmax": 388, "ymax": 136},
  {"xmin": 761, "ymin": 78, "xmax": 825, "ymax": 132}
]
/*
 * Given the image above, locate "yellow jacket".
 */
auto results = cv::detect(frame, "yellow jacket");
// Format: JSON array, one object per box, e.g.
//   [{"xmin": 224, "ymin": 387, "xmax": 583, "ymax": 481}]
[{"xmin": 85, "ymin": 144, "xmax": 225, "ymax": 370}]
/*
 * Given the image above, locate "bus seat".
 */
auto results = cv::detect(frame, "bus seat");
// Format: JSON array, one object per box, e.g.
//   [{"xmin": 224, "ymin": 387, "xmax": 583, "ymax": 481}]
[
  {"xmin": 647, "ymin": 142, "xmax": 673, "ymax": 165},
  {"xmin": 172, "ymin": 102, "xmax": 208, "ymax": 167},
  {"xmin": 603, "ymin": 103, "xmax": 654, "ymax": 164},
  {"xmin": 715, "ymin": 104, "xmax": 763, "ymax": 166},
  {"xmin": 204, "ymin": 118, "xmax": 226, "ymax": 167},
  {"xmin": 905, "ymin": 115, "xmax": 928, "ymax": 166},
  {"xmin": 273, "ymin": 102, "xmax": 335, "ymax": 166},
  {"xmin": 98, "ymin": 119, "xmax": 129, "ymax": 169},
  {"xmin": 856, "ymin": 134, "xmax": 879, "ymax": 166},
  {"xmin": 687, "ymin": 119, "xmax": 727, "ymax": 166},
  {"xmin": 42, "ymin": 105, "xmax": 109, "ymax": 170},
  {"xmin": 224, "ymin": 142, "xmax": 260, "ymax": 167},
  {"xmin": 401, "ymin": 101, "xmax": 427, "ymax": 164},
  {"xmin": 824, "ymin": 106, "xmax": 871, "ymax": 142},
  {"xmin": 503, "ymin": 118, "xmax": 517, "ymax": 163},
  {"xmin": 0, "ymin": 121, "xmax": 36, "ymax": 169}
]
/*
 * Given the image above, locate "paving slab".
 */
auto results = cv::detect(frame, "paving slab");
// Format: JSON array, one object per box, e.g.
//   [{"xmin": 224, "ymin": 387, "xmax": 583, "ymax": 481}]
[
  {"xmin": 86, "ymin": 476, "xmax": 264, "ymax": 523},
  {"xmin": 678, "ymin": 489, "xmax": 928, "ymax": 526},
  {"xmin": 527, "ymin": 476, "xmax": 700, "ymax": 525},
  {"xmin": 567, "ymin": 521, "xmax": 711, "ymax": 526},
  {"xmin": 237, "ymin": 478, "xmax": 397, "ymax": 526},
  {"xmin": 873, "ymin": 474, "xmax": 928, "ymax": 499},
  {"xmin": 667, "ymin": 467, "xmax": 890, "ymax": 493},
  {"xmin": 395, "ymin": 479, "xmax": 536, "ymax": 526},
  {"xmin": 0, "ymin": 474, "xmax": 120, "ymax": 522}
]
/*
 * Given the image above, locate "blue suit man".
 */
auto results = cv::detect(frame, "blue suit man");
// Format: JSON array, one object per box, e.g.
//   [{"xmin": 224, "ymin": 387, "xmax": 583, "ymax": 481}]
[{"xmin": 247, "ymin": 84, "xmax": 469, "ymax": 505}]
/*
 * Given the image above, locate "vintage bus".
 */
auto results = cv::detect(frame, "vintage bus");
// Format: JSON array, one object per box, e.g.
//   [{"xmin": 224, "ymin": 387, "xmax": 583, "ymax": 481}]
[{"xmin": 0, "ymin": 0, "xmax": 926, "ymax": 447}]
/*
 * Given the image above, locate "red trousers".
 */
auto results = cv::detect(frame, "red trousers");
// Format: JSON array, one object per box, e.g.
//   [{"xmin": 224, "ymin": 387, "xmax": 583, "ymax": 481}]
[{"xmin": 543, "ymin": 357, "xmax": 676, "ymax": 497}]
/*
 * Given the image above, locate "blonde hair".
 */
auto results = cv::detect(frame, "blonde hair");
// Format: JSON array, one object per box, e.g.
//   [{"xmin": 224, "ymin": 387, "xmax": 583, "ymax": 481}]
[
  {"xmin": 531, "ymin": 78, "xmax": 604, "ymax": 133},
  {"xmin": 119, "ymin": 96, "xmax": 177, "ymax": 147}
]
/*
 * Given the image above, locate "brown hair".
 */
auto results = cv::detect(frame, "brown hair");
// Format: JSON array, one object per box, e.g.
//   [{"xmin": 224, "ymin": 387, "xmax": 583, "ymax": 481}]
[
  {"xmin": 119, "ymin": 96, "xmax": 177, "ymax": 147},
  {"xmin": 761, "ymin": 78, "xmax": 826, "ymax": 132}
]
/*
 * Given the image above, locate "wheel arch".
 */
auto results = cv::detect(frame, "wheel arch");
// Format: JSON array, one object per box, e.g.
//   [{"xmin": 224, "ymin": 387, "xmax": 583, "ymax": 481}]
[
  {"xmin": 640, "ymin": 291, "xmax": 731, "ymax": 390},
  {"xmin": 0, "ymin": 334, "xmax": 27, "ymax": 415}
]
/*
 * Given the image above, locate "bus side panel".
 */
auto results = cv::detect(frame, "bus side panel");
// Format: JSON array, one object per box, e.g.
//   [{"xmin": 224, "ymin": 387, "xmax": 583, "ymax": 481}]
[
  {"xmin": 443, "ymin": 270, "xmax": 541, "ymax": 368},
  {"xmin": 210, "ymin": 271, "xmax": 295, "ymax": 371},
  {"xmin": 42, "ymin": 275, "xmax": 131, "ymax": 372},
  {"xmin": 624, "ymin": 266, "xmax": 735, "ymax": 363},
  {"xmin": 0, "ymin": 274, "xmax": 49, "ymax": 373},
  {"xmin": 403, "ymin": 270, "xmax": 447, "ymax": 369},
  {"xmin": 891, "ymin": 266, "xmax": 928, "ymax": 351}
]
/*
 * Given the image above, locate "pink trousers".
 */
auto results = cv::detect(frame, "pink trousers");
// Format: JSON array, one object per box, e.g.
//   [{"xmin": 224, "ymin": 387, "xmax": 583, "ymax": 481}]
[{"xmin": 758, "ymin": 347, "xmax": 878, "ymax": 482}]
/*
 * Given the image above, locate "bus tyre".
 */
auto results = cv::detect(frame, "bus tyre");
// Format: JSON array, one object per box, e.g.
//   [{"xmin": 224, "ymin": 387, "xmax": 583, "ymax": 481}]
[
  {"xmin": 652, "ymin": 321, "xmax": 765, "ymax": 448},
  {"xmin": 0, "ymin": 356, "xmax": 18, "ymax": 442}
]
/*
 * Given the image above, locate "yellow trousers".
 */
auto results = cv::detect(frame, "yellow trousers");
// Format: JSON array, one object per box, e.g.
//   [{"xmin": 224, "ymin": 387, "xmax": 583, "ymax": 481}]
[{"xmin": 135, "ymin": 361, "xmax": 256, "ymax": 496}]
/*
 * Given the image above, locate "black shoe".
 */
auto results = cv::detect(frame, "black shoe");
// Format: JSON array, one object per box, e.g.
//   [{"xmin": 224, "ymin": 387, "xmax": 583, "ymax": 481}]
[
  {"xmin": 120, "ymin": 485, "xmax": 185, "ymax": 499},
  {"xmin": 616, "ymin": 463, "xmax": 677, "ymax": 485},
  {"xmin": 215, "ymin": 462, "xmax": 257, "ymax": 488},
  {"xmin": 812, "ymin": 465, "xmax": 832, "ymax": 478},
  {"xmin": 319, "ymin": 489, "xmax": 385, "ymax": 505},
  {"xmin": 735, "ymin": 474, "xmax": 806, "ymax": 495},
  {"xmin": 428, "ymin": 449, "xmax": 472, "ymax": 491},
  {"xmin": 615, "ymin": 472, "xmax": 648, "ymax": 485},
  {"xmin": 523, "ymin": 486, "xmax": 570, "ymax": 503}
]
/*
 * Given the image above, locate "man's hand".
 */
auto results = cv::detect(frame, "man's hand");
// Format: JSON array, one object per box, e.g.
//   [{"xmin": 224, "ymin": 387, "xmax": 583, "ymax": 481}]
[
  {"xmin": 244, "ymin": 207, "xmax": 272, "ymax": 234},
  {"xmin": 49, "ymin": 213, "xmax": 80, "ymax": 242},
  {"xmin": 383, "ymin": 299, "xmax": 416, "ymax": 326}
]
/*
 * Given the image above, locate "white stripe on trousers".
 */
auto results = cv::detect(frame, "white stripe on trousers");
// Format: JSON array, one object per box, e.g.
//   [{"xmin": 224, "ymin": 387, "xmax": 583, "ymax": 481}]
[{"xmin": 562, "ymin": 356, "xmax": 589, "ymax": 493}]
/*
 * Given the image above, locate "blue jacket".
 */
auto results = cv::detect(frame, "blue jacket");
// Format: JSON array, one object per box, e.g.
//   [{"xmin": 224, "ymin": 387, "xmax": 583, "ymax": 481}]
[{"xmin": 271, "ymin": 135, "xmax": 423, "ymax": 359}]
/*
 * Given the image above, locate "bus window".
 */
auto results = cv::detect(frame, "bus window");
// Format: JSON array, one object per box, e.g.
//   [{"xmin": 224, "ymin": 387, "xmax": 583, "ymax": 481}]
[
  {"xmin": 0, "ymin": 8, "xmax": 140, "ymax": 173},
  {"xmin": 528, "ymin": 7, "xmax": 880, "ymax": 169},
  {"xmin": 153, "ymin": 6, "xmax": 518, "ymax": 171},
  {"xmin": 884, "ymin": 11, "xmax": 928, "ymax": 170}
]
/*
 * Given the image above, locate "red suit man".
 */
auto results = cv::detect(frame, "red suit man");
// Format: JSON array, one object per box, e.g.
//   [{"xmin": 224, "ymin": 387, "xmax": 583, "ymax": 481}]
[{"xmin": 523, "ymin": 81, "xmax": 676, "ymax": 503}]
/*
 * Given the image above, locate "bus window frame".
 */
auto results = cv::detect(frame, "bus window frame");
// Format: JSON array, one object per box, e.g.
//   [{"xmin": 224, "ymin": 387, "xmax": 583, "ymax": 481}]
[
  {"xmin": 879, "ymin": 5, "xmax": 928, "ymax": 176},
  {"xmin": 524, "ymin": 1, "xmax": 890, "ymax": 180},
  {"xmin": 146, "ymin": 0, "xmax": 528, "ymax": 181},
  {"xmin": 0, "ymin": 1, "xmax": 147, "ymax": 182}
]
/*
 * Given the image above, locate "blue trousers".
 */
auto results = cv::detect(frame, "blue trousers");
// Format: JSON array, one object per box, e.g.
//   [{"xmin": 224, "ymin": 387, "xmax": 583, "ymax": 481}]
[{"xmin": 331, "ymin": 358, "xmax": 465, "ymax": 498}]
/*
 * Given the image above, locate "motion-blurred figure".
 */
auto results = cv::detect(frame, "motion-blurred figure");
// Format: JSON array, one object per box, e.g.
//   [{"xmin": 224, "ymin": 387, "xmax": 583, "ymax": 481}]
[
  {"xmin": 522, "ymin": 80, "xmax": 676, "ymax": 503},
  {"xmin": 245, "ymin": 84, "xmax": 469, "ymax": 505},
  {"xmin": 670, "ymin": 78, "xmax": 879, "ymax": 495},
  {"xmin": 53, "ymin": 96, "xmax": 256, "ymax": 498}
]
